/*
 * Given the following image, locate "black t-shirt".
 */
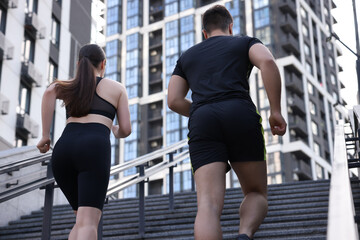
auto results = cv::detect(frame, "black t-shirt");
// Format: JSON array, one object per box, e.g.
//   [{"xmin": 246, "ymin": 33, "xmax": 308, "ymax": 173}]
[{"xmin": 172, "ymin": 35, "xmax": 262, "ymax": 115}]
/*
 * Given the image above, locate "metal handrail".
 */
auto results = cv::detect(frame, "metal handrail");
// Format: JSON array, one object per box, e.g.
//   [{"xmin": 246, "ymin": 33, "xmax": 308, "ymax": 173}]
[
  {"xmin": 0, "ymin": 138, "xmax": 190, "ymax": 240},
  {"xmin": 327, "ymin": 106, "xmax": 360, "ymax": 239}
]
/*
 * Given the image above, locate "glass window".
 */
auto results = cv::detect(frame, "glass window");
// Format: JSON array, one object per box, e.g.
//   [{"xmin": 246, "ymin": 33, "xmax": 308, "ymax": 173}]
[
  {"xmin": 123, "ymin": 185, "xmax": 137, "ymax": 198},
  {"xmin": 48, "ymin": 60, "xmax": 58, "ymax": 85},
  {"xmin": 15, "ymin": 133, "xmax": 28, "ymax": 147},
  {"xmin": 107, "ymin": 6, "xmax": 119, "ymax": 24},
  {"xmin": 302, "ymin": 25, "xmax": 309, "ymax": 37},
  {"xmin": 106, "ymin": 40, "xmax": 120, "ymax": 57},
  {"xmin": 26, "ymin": 0, "xmax": 38, "ymax": 13},
  {"xmin": 107, "ymin": 23, "xmax": 120, "ymax": 36},
  {"xmin": 165, "ymin": 1, "xmax": 178, "ymax": 16},
  {"xmin": 308, "ymin": 82, "xmax": 314, "ymax": 95},
  {"xmin": 254, "ymin": 7, "xmax": 269, "ymax": 28},
  {"xmin": 127, "ymin": 33, "xmax": 139, "ymax": 51},
  {"xmin": 313, "ymin": 141, "xmax": 321, "ymax": 156},
  {"xmin": 309, "ymin": 101, "xmax": 316, "ymax": 115},
  {"xmin": 311, "ymin": 121, "xmax": 318, "ymax": 136},
  {"xmin": 106, "ymin": 56, "xmax": 118, "ymax": 74},
  {"xmin": 316, "ymin": 163, "xmax": 324, "ymax": 179},
  {"xmin": 51, "ymin": 16, "xmax": 61, "ymax": 48},
  {"xmin": 255, "ymin": 26, "xmax": 270, "ymax": 45},
  {"xmin": 166, "ymin": 20, "xmax": 178, "ymax": 38},
  {"xmin": 329, "ymin": 57, "xmax": 334, "ymax": 67},
  {"xmin": 127, "ymin": 0, "xmax": 141, "ymax": 29},
  {"xmin": 180, "ymin": 32, "xmax": 194, "ymax": 52},
  {"xmin": 300, "ymin": 7, "xmax": 307, "ymax": 19},
  {"xmin": 180, "ymin": 16, "xmax": 194, "ymax": 33},
  {"xmin": 253, "ymin": 0, "xmax": 268, "ymax": 9},
  {"xmin": 0, "ymin": 5, "xmax": 7, "ymax": 33},
  {"xmin": 305, "ymin": 61, "xmax": 313, "ymax": 75},
  {"xmin": 304, "ymin": 43, "xmax": 310, "ymax": 56},
  {"xmin": 22, "ymin": 33, "xmax": 35, "ymax": 63},
  {"xmin": 180, "ymin": 0, "xmax": 194, "ymax": 11},
  {"xmin": 107, "ymin": 0, "xmax": 121, "ymax": 7},
  {"xmin": 330, "ymin": 73, "xmax": 336, "ymax": 85},
  {"xmin": 166, "ymin": 37, "xmax": 179, "ymax": 56},
  {"xmin": 17, "ymin": 81, "xmax": 31, "ymax": 114}
]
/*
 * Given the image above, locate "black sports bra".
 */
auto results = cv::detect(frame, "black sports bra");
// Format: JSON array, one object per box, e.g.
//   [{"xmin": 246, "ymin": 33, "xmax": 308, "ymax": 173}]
[{"xmin": 66, "ymin": 77, "xmax": 116, "ymax": 120}]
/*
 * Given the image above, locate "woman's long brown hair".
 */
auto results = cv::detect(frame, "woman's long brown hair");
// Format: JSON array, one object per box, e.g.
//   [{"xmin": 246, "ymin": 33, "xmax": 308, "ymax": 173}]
[{"xmin": 55, "ymin": 44, "xmax": 106, "ymax": 118}]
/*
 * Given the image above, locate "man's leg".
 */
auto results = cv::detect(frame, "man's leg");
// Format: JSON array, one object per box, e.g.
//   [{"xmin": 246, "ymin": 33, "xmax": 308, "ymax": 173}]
[
  {"xmin": 194, "ymin": 162, "xmax": 228, "ymax": 240},
  {"xmin": 69, "ymin": 206, "xmax": 102, "ymax": 240},
  {"xmin": 231, "ymin": 161, "xmax": 267, "ymax": 239}
]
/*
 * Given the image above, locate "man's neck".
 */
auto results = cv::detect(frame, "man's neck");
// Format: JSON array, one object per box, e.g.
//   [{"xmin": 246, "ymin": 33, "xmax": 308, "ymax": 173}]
[{"xmin": 207, "ymin": 30, "xmax": 230, "ymax": 38}]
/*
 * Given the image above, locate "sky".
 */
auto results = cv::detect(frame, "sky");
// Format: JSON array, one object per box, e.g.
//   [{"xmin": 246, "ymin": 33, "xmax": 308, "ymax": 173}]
[{"xmin": 332, "ymin": 0, "xmax": 360, "ymax": 109}]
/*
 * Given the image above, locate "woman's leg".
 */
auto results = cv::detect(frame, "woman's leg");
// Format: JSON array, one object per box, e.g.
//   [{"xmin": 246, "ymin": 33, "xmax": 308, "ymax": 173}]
[{"xmin": 69, "ymin": 207, "xmax": 102, "ymax": 240}]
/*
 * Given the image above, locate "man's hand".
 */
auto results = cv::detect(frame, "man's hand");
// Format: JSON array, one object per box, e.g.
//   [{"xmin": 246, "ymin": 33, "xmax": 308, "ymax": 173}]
[{"xmin": 269, "ymin": 112, "xmax": 287, "ymax": 136}]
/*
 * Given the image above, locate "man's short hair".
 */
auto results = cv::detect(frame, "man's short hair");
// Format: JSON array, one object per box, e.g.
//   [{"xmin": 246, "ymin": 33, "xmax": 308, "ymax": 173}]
[{"xmin": 202, "ymin": 5, "xmax": 233, "ymax": 34}]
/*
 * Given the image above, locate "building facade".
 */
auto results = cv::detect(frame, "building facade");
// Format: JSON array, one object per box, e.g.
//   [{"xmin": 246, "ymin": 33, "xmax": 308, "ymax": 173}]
[
  {"xmin": 104, "ymin": 0, "xmax": 347, "ymax": 198},
  {"xmin": 0, "ymin": 0, "xmax": 94, "ymax": 150}
]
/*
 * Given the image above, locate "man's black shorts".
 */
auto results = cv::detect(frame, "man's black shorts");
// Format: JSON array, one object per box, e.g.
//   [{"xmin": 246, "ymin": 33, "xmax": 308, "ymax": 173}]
[{"xmin": 188, "ymin": 98, "xmax": 266, "ymax": 173}]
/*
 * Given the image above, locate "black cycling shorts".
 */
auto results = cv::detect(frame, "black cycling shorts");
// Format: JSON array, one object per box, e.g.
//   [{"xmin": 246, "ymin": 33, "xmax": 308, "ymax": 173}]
[
  {"xmin": 51, "ymin": 122, "xmax": 111, "ymax": 211},
  {"xmin": 188, "ymin": 98, "xmax": 266, "ymax": 173}
]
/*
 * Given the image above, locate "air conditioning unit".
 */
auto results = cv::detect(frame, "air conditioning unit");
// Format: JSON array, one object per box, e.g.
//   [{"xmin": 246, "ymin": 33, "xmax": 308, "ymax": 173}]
[{"xmin": 0, "ymin": 93, "xmax": 9, "ymax": 115}]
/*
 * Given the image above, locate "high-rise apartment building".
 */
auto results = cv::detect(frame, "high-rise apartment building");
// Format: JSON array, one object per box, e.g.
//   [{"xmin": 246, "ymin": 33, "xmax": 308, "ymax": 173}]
[
  {"xmin": 106, "ymin": 0, "xmax": 345, "ymax": 197},
  {"xmin": 0, "ymin": 0, "xmax": 95, "ymax": 150}
]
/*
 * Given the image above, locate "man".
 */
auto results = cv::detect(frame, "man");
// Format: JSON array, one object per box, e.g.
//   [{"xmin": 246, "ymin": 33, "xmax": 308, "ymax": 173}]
[{"xmin": 167, "ymin": 5, "xmax": 286, "ymax": 240}]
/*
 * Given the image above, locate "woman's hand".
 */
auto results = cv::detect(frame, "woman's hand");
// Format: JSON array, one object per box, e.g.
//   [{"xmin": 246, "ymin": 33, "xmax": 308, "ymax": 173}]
[{"xmin": 37, "ymin": 137, "xmax": 51, "ymax": 153}]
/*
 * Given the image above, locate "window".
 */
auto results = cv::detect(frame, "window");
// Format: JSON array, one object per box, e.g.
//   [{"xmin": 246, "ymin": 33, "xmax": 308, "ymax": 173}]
[
  {"xmin": 26, "ymin": 0, "xmax": 38, "ymax": 13},
  {"xmin": 180, "ymin": 0, "xmax": 194, "ymax": 11},
  {"xmin": 300, "ymin": 7, "xmax": 307, "ymax": 19},
  {"xmin": 165, "ymin": 0, "xmax": 178, "ymax": 16},
  {"xmin": 313, "ymin": 141, "xmax": 321, "ymax": 156},
  {"xmin": 253, "ymin": 0, "xmax": 268, "ymax": 9},
  {"xmin": 51, "ymin": 16, "xmax": 60, "ymax": 48},
  {"xmin": 330, "ymin": 74, "xmax": 336, "ymax": 85},
  {"xmin": 311, "ymin": 121, "xmax": 318, "ymax": 136},
  {"xmin": 328, "ymin": 57, "xmax": 334, "ymax": 67},
  {"xmin": 305, "ymin": 61, "xmax": 313, "ymax": 75},
  {"xmin": 17, "ymin": 81, "xmax": 31, "ymax": 114},
  {"xmin": 107, "ymin": 6, "xmax": 120, "ymax": 24},
  {"xmin": 254, "ymin": 7, "xmax": 269, "ymax": 28},
  {"xmin": 302, "ymin": 25, "xmax": 309, "ymax": 37},
  {"xmin": 308, "ymin": 82, "xmax": 314, "ymax": 95},
  {"xmin": 255, "ymin": 26, "xmax": 271, "ymax": 45},
  {"xmin": 123, "ymin": 185, "xmax": 137, "ymax": 198},
  {"xmin": 127, "ymin": 0, "xmax": 141, "ymax": 29},
  {"xmin": 15, "ymin": 133, "xmax": 27, "ymax": 147},
  {"xmin": 166, "ymin": 20, "xmax": 178, "ymax": 38},
  {"xmin": 309, "ymin": 101, "xmax": 316, "ymax": 115},
  {"xmin": 166, "ymin": 170, "xmax": 192, "ymax": 193},
  {"xmin": 304, "ymin": 43, "xmax": 310, "ymax": 56},
  {"xmin": 0, "ymin": 5, "xmax": 7, "ymax": 33},
  {"xmin": 22, "ymin": 33, "xmax": 35, "ymax": 62},
  {"xmin": 48, "ymin": 60, "xmax": 58, "ymax": 85},
  {"xmin": 106, "ymin": 40, "xmax": 120, "ymax": 57},
  {"xmin": 107, "ymin": 23, "xmax": 120, "ymax": 36},
  {"xmin": 316, "ymin": 163, "xmax": 324, "ymax": 179},
  {"xmin": 107, "ymin": 0, "xmax": 121, "ymax": 7}
]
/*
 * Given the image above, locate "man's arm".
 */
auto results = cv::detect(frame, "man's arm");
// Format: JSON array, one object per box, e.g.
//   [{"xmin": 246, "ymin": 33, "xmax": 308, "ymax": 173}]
[
  {"xmin": 249, "ymin": 43, "xmax": 287, "ymax": 136},
  {"xmin": 167, "ymin": 75, "xmax": 191, "ymax": 117}
]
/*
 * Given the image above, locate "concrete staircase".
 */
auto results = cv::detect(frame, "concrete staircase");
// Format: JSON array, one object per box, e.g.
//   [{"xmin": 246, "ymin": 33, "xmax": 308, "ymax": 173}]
[{"xmin": 1, "ymin": 179, "xmax": 358, "ymax": 240}]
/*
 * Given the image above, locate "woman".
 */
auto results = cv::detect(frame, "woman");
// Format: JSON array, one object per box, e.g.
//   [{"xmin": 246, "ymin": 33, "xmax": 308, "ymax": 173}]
[{"xmin": 37, "ymin": 44, "xmax": 131, "ymax": 240}]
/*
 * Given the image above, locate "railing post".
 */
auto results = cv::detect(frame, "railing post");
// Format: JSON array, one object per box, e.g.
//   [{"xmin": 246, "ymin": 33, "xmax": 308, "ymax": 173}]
[
  {"xmin": 41, "ymin": 162, "xmax": 54, "ymax": 240},
  {"xmin": 168, "ymin": 151, "xmax": 177, "ymax": 210},
  {"xmin": 138, "ymin": 164, "xmax": 146, "ymax": 238}
]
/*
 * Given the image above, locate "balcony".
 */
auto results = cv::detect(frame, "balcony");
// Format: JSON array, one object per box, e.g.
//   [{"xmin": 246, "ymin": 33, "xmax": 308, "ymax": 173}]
[
  {"xmin": 21, "ymin": 61, "xmax": 43, "ymax": 87},
  {"xmin": 280, "ymin": 33, "xmax": 300, "ymax": 57},
  {"xmin": 16, "ymin": 113, "xmax": 39, "ymax": 138},
  {"xmin": 285, "ymin": 71, "xmax": 303, "ymax": 95},
  {"xmin": 279, "ymin": 0, "xmax": 296, "ymax": 18},
  {"xmin": 280, "ymin": 14, "xmax": 297, "ymax": 35},
  {"xmin": 148, "ymin": 127, "xmax": 162, "ymax": 141},
  {"xmin": 149, "ymin": 3, "xmax": 164, "ymax": 24},
  {"xmin": 293, "ymin": 157, "xmax": 312, "ymax": 180},
  {"xmin": 148, "ymin": 108, "xmax": 163, "ymax": 122},
  {"xmin": 0, "ymin": 93, "xmax": 9, "ymax": 115},
  {"xmin": 149, "ymin": 71, "xmax": 162, "ymax": 84},
  {"xmin": 24, "ymin": 12, "xmax": 46, "ymax": 39},
  {"xmin": 287, "ymin": 94, "xmax": 305, "ymax": 117},
  {"xmin": 149, "ymin": 54, "xmax": 162, "ymax": 67},
  {"xmin": 288, "ymin": 114, "xmax": 308, "ymax": 138},
  {"xmin": 0, "ymin": 31, "xmax": 14, "ymax": 60}
]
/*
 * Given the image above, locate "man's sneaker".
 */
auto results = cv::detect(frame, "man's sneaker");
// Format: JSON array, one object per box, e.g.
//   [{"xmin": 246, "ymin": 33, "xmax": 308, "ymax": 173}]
[{"xmin": 236, "ymin": 233, "xmax": 253, "ymax": 240}]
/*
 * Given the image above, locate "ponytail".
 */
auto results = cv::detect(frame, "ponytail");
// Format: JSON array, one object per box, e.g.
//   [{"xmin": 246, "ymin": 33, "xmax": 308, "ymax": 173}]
[{"xmin": 55, "ymin": 44, "xmax": 105, "ymax": 118}]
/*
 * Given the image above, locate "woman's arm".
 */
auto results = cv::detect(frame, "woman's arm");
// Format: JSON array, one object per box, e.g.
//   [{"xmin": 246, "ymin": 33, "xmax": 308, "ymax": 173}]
[
  {"xmin": 113, "ymin": 83, "xmax": 131, "ymax": 138},
  {"xmin": 167, "ymin": 75, "xmax": 191, "ymax": 117},
  {"xmin": 37, "ymin": 84, "xmax": 57, "ymax": 153}
]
